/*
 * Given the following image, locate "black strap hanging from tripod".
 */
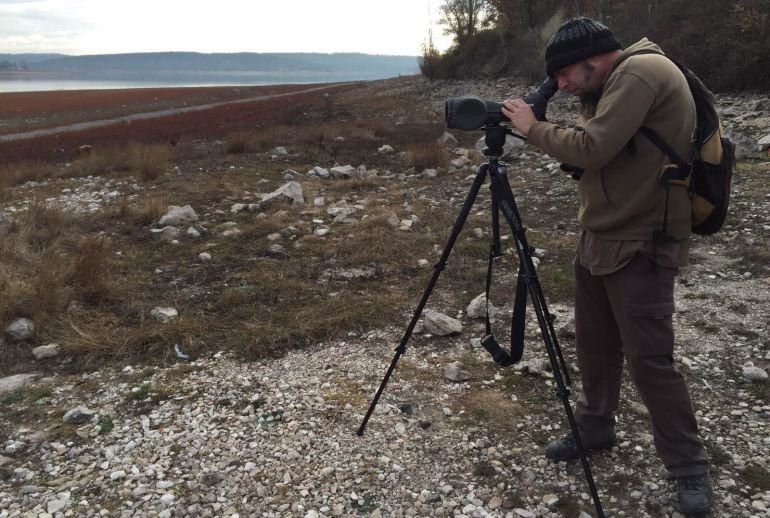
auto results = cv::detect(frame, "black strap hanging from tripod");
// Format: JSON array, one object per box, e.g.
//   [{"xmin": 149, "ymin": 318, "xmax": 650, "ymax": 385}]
[{"xmin": 480, "ymin": 185, "xmax": 526, "ymax": 367}]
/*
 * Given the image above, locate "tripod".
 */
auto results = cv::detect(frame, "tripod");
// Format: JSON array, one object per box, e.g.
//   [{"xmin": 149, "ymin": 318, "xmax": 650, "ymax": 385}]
[{"xmin": 356, "ymin": 124, "xmax": 606, "ymax": 517}]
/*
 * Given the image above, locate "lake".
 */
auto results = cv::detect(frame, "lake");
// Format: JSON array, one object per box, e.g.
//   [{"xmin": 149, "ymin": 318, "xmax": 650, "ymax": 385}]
[
  {"xmin": 0, "ymin": 69, "xmax": 403, "ymax": 93},
  {"xmin": 0, "ymin": 77, "xmax": 302, "ymax": 93}
]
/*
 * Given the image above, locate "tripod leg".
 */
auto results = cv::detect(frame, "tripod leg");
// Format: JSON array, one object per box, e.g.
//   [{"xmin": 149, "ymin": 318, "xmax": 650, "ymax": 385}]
[
  {"xmin": 488, "ymin": 166, "xmax": 606, "ymax": 518},
  {"xmin": 357, "ymin": 164, "xmax": 489, "ymax": 436}
]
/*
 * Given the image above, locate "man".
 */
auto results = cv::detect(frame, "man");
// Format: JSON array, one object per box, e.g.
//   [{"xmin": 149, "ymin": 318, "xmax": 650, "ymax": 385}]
[{"xmin": 501, "ymin": 17, "xmax": 713, "ymax": 515}]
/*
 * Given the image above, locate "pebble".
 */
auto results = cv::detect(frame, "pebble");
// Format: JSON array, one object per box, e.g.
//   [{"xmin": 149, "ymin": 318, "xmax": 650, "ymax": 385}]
[{"xmin": 1, "ymin": 80, "xmax": 769, "ymax": 518}]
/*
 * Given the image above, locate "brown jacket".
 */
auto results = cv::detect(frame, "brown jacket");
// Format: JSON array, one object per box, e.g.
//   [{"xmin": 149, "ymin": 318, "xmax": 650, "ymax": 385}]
[{"xmin": 528, "ymin": 39, "xmax": 696, "ymax": 241}]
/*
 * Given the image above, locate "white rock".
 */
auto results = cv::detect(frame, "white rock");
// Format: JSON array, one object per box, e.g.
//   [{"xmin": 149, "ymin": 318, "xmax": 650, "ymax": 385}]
[
  {"xmin": 743, "ymin": 364, "xmax": 768, "ymax": 382},
  {"xmin": 466, "ymin": 293, "xmax": 498, "ymax": 319},
  {"xmin": 63, "ymin": 405, "xmax": 96, "ymax": 424},
  {"xmin": 5, "ymin": 318, "xmax": 35, "ymax": 341},
  {"xmin": 159, "ymin": 205, "xmax": 198, "ymax": 226},
  {"xmin": 0, "ymin": 374, "xmax": 40, "ymax": 395},
  {"xmin": 260, "ymin": 181, "xmax": 305, "ymax": 207},
  {"xmin": 307, "ymin": 166, "xmax": 330, "ymax": 179},
  {"xmin": 330, "ymin": 165, "xmax": 357, "ymax": 179},
  {"xmin": 423, "ymin": 310, "xmax": 462, "ymax": 336},
  {"xmin": 151, "ymin": 307, "xmax": 178, "ymax": 323},
  {"xmin": 444, "ymin": 361, "xmax": 471, "ymax": 382},
  {"xmin": 32, "ymin": 343, "xmax": 61, "ymax": 360},
  {"xmin": 47, "ymin": 499, "xmax": 67, "ymax": 514}
]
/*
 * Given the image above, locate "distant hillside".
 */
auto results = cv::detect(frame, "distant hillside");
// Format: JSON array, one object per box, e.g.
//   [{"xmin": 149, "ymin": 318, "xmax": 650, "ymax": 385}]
[
  {"xmin": 1, "ymin": 52, "xmax": 420, "ymax": 83},
  {"xmin": 0, "ymin": 53, "xmax": 66, "ymax": 65}
]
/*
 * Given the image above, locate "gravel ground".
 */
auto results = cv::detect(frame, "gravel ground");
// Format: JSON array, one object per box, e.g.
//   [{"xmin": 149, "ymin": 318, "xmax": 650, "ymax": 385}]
[{"xmin": 1, "ymin": 76, "xmax": 769, "ymax": 517}]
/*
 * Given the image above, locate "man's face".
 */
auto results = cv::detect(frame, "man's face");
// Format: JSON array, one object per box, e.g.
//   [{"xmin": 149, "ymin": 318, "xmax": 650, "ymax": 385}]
[{"xmin": 554, "ymin": 60, "xmax": 600, "ymax": 97}]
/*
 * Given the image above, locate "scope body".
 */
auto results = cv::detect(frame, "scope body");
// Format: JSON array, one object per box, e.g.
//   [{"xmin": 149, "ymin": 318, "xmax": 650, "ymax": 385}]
[{"xmin": 445, "ymin": 77, "xmax": 557, "ymax": 131}]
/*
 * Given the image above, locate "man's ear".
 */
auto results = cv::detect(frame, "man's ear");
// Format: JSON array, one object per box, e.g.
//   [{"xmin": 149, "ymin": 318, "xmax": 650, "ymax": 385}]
[{"xmin": 585, "ymin": 55, "xmax": 601, "ymax": 68}]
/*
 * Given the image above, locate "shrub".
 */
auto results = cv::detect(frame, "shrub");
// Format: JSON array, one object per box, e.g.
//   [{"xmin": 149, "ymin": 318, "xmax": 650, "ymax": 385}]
[
  {"xmin": 128, "ymin": 143, "xmax": 171, "ymax": 181},
  {"xmin": 70, "ymin": 235, "xmax": 113, "ymax": 303},
  {"xmin": 409, "ymin": 142, "xmax": 449, "ymax": 171},
  {"xmin": 224, "ymin": 131, "xmax": 256, "ymax": 154}
]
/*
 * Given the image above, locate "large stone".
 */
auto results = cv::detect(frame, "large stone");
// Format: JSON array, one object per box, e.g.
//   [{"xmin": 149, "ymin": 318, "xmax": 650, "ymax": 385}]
[
  {"xmin": 450, "ymin": 156, "xmax": 473, "ymax": 169},
  {"xmin": 156, "ymin": 226, "xmax": 180, "ymax": 242},
  {"xmin": 306, "ymin": 166, "xmax": 330, "ymax": 179},
  {"xmin": 466, "ymin": 293, "xmax": 498, "ymax": 320},
  {"xmin": 423, "ymin": 310, "xmax": 462, "ymax": 336},
  {"xmin": 724, "ymin": 129, "xmax": 756, "ymax": 159},
  {"xmin": 330, "ymin": 165, "xmax": 357, "ymax": 179},
  {"xmin": 151, "ymin": 307, "xmax": 178, "ymax": 323},
  {"xmin": 444, "ymin": 362, "xmax": 471, "ymax": 382},
  {"xmin": 5, "ymin": 318, "xmax": 35, "ymax": 341},
  {"xmin": 743, "ymin": 363, "xmax": 768, "ymax": 382},
  {"xmin": 260, "ymin": 181, "xmax": 304, "ymax": 208},
  {"xmin": 0, "ymin": 373, "xmax": 40, "ymax": 395},
  {"xmin": 437, "ymin": 132, "xmax": 459, "ymax": 147},
  {"xmin": 159, "ymin": 205, "xmax": 198, "ymax": 226},
  {"xmin": 63, "ymin": 406, "xmax": 97, "ymax": 424},
  {"xmin": 32, "ymin": 343, "xmax": 61, "ymax": 360}
]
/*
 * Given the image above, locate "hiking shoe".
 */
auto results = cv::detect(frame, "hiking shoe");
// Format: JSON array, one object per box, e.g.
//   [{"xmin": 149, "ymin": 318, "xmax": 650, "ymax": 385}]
[
  {"xmin": 544, "ymin": 432, "xmax": 615, "ymax": 462},
  {"xmin": 677, "ymin": 473, "xmax": 713, "ymax": 516}
]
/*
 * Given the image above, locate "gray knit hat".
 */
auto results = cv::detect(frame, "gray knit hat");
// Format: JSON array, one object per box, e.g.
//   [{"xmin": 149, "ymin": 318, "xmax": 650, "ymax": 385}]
[{"xmin": 545, "ymin": 17, "xmax": 621, "ymax": 77}]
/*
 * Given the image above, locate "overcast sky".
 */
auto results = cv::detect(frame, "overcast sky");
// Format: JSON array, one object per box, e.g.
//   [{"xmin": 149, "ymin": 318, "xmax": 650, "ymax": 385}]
[{"xmin": 0, "ymin": 0, "xmax": 453, "ymax": 56}]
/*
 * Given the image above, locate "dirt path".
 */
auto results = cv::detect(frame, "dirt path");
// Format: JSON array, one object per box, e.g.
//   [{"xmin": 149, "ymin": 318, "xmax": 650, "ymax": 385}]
[{"xmin": 0, "ymin": 83, "xmax": 350, "ymax": 142}]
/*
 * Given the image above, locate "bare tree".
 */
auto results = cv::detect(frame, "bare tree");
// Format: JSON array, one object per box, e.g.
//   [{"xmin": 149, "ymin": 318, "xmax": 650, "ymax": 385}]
[
  {"xmin": 487, "ymin": 0, "xmax": 565, "ymax": 30},
  {"xmin": 439, "ymin": 0, "xmax": 491, "ymax": 45}
]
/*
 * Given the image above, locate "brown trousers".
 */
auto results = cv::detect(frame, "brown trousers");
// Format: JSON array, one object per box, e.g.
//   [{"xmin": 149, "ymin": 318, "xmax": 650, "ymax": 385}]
[{"xmin": 573, "ymin": 253, "xmax": 709, "ymax": 477}]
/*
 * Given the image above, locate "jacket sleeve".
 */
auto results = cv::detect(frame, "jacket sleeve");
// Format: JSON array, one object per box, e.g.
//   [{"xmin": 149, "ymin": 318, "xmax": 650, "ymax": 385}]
[{"xmin": 527, "ymin": 70, "xmax": 657, "ymax": 170}]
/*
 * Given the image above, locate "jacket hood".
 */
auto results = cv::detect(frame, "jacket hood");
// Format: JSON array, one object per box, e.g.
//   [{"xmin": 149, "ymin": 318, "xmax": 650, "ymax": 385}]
[{"xmin": 614, "ymin": 38, "xmax": 665, "ymax": 69}]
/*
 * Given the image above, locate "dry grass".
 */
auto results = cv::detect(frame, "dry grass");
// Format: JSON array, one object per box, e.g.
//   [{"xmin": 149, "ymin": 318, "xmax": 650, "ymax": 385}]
[
  {"xmin": 408, "ymin": 142, "xmax": 450, "ymax": 171},
  {"xmin": 0, "ymin": 161, "xmax": 58, "ymax": 193},
  {"xmin": 69, "ymin": 235, "xmax": 114, "ymax": 303},
  {"xmin": 128, "ymin": 143, "xmax": 172, "ymax": 181},
  {"xmin": 66, "ymin": 145, "xmax": 130, "ymax": 177},
  {"xmin": 4, "ymin": 79, "xmax": 763, "ymax": 380},
  {"xmin": 224, "ymin": 130, "xmax": 259, "ymax": 154},
  {"xmin": 0, "ymin": 201, "xmax": 76, "ymax": 329}
]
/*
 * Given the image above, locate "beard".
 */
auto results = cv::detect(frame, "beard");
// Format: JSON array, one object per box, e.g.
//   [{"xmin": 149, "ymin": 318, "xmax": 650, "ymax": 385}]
[
  {"xmin": 579, "ymin": 88, "xmax": 603, "ymax": 121},
  {"xmin": 577, "ymin": 61, "xmax": 603, "ymax": 121}
]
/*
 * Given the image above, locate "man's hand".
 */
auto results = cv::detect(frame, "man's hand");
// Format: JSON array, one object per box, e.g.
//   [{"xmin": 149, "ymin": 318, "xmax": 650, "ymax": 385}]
[{"xmin": 502, "ymin": 98, "xmax": 537, "ymax": 136}]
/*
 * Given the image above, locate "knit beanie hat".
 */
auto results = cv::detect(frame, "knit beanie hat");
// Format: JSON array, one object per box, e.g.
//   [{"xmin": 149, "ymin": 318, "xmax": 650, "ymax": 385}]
[{"xmin": 545, "ymin": 17, "xmax": 621, "ymax": 77}]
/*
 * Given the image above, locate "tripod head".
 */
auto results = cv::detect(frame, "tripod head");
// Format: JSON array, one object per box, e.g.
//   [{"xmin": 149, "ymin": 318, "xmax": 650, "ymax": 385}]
[{"xmin": 482, "ymin": 124, "xmax": 526, "ymax": 159}]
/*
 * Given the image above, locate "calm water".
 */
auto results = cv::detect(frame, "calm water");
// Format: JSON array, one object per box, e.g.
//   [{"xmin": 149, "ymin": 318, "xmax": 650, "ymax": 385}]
[{"xmin": 0, "ymin": 78, "xmax": 283, "ymax": 93}]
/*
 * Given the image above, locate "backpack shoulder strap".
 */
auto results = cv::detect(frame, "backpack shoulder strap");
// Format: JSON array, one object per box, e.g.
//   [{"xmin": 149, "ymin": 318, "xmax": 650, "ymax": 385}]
[{"xmin": 638, "ymin": 127, "xmax": 690, "ymax": 182}]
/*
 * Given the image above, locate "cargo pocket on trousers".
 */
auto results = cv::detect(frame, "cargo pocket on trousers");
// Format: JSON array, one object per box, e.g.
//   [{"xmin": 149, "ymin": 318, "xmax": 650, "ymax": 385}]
[{"xmin": 625, "ymin": 300, "xmax": 676, "ymax": 357}]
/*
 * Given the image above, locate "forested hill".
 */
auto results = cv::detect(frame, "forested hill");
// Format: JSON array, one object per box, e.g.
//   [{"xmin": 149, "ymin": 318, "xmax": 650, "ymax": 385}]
[
  {"xmin": 0, "ymin": 52, "xmax": 420, "ymax": 82},
  {"xmin": 423, "ymin": 1, "xmax": 769, "ymax": 92}
]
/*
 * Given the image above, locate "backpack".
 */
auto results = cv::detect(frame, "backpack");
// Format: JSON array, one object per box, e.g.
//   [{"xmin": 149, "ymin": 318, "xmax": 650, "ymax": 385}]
[{"xmin": 639, "ymin": 60, "xmax": 735, "ymax": 236}]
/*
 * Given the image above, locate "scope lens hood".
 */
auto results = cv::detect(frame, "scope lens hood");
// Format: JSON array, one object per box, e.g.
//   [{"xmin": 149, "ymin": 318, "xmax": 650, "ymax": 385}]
[{"xmin": 445, "ymin": 96, "xmax": 489, "ymax": 131}]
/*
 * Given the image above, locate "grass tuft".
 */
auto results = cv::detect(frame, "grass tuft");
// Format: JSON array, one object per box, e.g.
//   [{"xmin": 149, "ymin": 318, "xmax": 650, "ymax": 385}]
[{"xmin": 129, "ymin": 143, "xmax": 172, "ymax": 181}]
